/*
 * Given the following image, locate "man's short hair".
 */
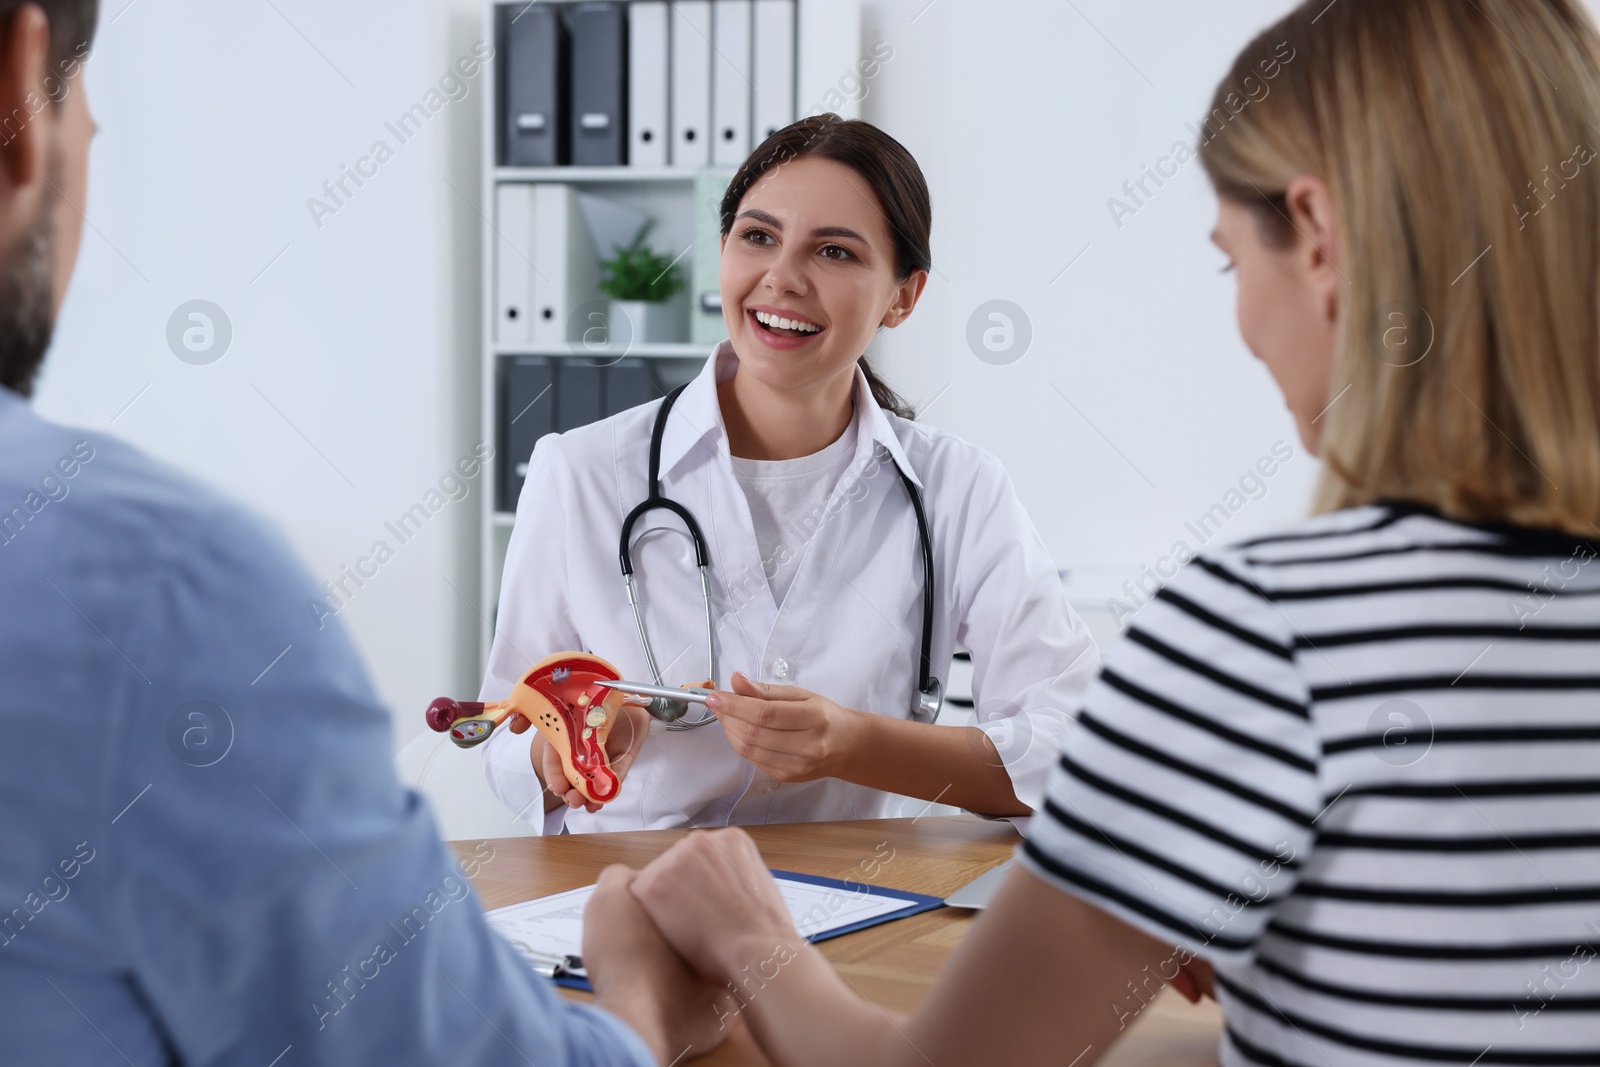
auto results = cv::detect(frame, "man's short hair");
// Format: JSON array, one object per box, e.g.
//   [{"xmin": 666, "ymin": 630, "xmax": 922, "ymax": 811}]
[{"xmin": 0, "ymin": 1, "xmax": 98, "ymax": 76}]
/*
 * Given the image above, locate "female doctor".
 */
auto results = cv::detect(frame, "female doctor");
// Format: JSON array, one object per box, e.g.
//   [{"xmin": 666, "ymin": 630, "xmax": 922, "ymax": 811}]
[{"xmin": 479, "ymin": 115, "xmax": 1099, "ymax": 834}]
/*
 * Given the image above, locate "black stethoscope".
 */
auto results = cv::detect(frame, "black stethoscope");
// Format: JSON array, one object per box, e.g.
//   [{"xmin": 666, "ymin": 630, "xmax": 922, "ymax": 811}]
[{"xmin": 617, "ymin": 384, "xmax": 943, "ymax": 730}]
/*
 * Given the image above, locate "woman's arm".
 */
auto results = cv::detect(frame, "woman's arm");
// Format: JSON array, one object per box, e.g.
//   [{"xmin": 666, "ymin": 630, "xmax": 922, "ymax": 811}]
[
  {"xmin": 629, "ymin": 828, "xmax": 1179, "ymax": 1067},
  {"xmin": 708, "ymin": 672, "xmax": 1028, "ymax": 815},
  {"xmin": 901, "ymin": 864, "xmax": 1178, "ymax": 1064},
  {"xmin": 844, "ymin": 709, "xmax": 1028, "ymax": 815}
]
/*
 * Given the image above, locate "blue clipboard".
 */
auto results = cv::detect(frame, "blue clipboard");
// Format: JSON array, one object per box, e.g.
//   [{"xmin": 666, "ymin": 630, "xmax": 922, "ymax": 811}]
[{"xmin": 552, "ymin": 869, "xmax": 945, "ymax": 992}]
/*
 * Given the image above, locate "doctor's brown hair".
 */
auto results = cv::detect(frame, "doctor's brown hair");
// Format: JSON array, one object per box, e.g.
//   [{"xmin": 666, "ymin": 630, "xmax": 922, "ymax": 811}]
[
  {"xmin": 720, "ymin": 114, "xmax": 930, "ymax": 420},
  {"xmin": 1200, "ymin": 0, "xmax": 1600, "ymax": 535}
]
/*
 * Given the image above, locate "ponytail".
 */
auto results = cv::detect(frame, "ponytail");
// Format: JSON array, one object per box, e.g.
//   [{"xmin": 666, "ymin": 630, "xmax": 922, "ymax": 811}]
[{"xmin": 860, "ymin": 357, "xmax": 915, "ymax": 420}]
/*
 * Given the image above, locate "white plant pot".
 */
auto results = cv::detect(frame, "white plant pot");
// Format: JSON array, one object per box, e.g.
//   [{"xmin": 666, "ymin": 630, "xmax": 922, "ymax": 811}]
[{"xmin": 609, "ymin": 298, "xmax": 684, "ymax": 345}]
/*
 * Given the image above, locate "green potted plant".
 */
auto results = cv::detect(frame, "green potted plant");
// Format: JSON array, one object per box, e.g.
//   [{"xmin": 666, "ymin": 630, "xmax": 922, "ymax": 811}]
[{"xmin": 598, "ymin": 222, "xmax": 687, "ymax": 344}]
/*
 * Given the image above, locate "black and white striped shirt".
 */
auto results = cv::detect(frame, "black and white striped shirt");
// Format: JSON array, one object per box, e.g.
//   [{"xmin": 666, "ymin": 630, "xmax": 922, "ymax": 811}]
[{"xmin": 1023, "ymin": 502, "xmax": 1600, "ymax": 1066}]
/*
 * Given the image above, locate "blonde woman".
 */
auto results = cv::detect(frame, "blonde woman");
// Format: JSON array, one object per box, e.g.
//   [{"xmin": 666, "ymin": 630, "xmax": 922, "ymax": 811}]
[{"xmin": 571, "ymin": 0, "xmax": 1600, "ymax": 1064}]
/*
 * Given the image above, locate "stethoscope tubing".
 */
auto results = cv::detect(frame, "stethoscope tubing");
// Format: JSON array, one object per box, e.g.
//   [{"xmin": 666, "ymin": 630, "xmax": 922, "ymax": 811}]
[{"xmin": 617, "ymin": 383, "xmax": 941, "ymax": 727}]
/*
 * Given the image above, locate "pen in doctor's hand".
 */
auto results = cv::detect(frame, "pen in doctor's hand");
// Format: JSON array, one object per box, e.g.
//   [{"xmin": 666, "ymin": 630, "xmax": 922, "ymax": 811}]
[{"xmin": 702, "ymin": 673, "xmax": 868, "ymax": 784}]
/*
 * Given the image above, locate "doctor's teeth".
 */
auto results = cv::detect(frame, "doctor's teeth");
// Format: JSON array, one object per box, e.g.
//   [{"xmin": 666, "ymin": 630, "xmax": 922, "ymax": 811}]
[{"xmin": 756, "ymin": 311, "xmax": 820, "ymax": 333}]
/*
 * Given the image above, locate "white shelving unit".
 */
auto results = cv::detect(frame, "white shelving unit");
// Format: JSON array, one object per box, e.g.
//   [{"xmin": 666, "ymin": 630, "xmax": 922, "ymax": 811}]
[
  {"xmin": 492, "ymin": 342, "xmax": 708, "ymax": 359},
  {"xmin": 495, "ymin": 165, "xmax": 704, "ymax": 183},
  {"xmin": 475, "ymin": 0, "xmax": 862, "ymax": 665}
]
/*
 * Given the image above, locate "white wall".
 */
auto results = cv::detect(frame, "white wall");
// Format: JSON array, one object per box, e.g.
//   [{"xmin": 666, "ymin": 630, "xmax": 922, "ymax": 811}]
[
  {"xmin": 37, "ymin": 0, "xmax": 486, "ymax": 751},
  {"xmin": 37, "ymin": 0, "xmax": 1337, "ymax": 760},
  {"xmin": 856, "ymin": 0, "xmax": 1323, "ymax": 644}
]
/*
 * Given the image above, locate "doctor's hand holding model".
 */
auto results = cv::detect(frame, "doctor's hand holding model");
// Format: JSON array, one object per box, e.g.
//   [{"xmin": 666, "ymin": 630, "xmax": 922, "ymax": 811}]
[{"xmin": 480, "ymin": 115, "xmax": 1099, "ymax": 834}]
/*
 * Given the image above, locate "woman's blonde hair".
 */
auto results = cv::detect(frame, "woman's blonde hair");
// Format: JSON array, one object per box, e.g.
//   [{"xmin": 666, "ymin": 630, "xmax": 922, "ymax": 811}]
[{"xmin": 1200, "ymin": 0, "xmax": 1600, "ymax": 535}]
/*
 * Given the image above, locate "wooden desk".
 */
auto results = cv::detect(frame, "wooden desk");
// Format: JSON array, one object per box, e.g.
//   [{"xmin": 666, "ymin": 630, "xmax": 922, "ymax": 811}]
[{"xmin": 452, "ymin": 816, "xmax": 1220, "ymax": 1066}]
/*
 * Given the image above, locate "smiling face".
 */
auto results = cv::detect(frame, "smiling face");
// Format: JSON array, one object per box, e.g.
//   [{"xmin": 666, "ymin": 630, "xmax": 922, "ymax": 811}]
[
  {"xmin": 719, "ymin": 156, "xmax": 925, "ymax": 399},
  {"xmin": 1211, "ymin": 185, "xmax": 1341, "ymax": 454}
]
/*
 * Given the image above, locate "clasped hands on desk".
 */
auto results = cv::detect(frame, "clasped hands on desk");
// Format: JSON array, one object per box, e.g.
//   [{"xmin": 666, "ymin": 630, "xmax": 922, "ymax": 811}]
[{"xmin": 451, "ymin": 815, "xmax": 1221, "ymax": 1067}]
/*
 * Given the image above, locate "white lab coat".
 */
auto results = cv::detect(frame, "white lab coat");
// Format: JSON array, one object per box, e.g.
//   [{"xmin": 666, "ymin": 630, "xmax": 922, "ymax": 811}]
[{"xmin": 480, "ymin": 342, "xmax": 1100, "ymax": 833}]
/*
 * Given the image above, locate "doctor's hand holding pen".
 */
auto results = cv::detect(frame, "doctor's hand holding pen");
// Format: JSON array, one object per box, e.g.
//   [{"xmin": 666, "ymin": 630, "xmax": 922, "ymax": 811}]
[
  {"xmin": 702, "ymin": 672, "xmax": 862, "ymax": 783},
  {"xmin": 521, "ymin": 668, "xmax": 1033, "ymax": 818},
  {"xmin": 500, "ymin": 673, "xmax": 866, "ymax": 812},
  {"xmin": 707, "ymin": 672, "xmax": 1030, "ymax": 816}
]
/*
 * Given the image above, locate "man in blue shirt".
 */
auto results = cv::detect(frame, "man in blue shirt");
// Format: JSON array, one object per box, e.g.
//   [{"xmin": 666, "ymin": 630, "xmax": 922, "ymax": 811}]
[{"xmin": 0, "ymin": 3, "xmax": 728, "ymax": 1063}]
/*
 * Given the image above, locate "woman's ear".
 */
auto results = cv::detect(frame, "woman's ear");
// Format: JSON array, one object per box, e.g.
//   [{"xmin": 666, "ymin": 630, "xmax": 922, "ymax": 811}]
[
  {"xmin": 880, "ymin": 269, "xmax": 929, "ymax": 329},
  {"xmin": 1284, "ymin": 174, "xmax": 1343, "ymax": 324}
]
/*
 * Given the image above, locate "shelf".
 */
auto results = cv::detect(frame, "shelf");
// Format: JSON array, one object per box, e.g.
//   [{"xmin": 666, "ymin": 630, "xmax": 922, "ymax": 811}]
[
  {"xmin": 476, "ymin": 0, "xmax": 860, "ymax": 672},
  {"xmin": 494, "ymin": 166, "xmax": 734, "ymax": 184},
  {"xmin": 492, "ymin": 342, "xmax": 711, "ymax": 360}
]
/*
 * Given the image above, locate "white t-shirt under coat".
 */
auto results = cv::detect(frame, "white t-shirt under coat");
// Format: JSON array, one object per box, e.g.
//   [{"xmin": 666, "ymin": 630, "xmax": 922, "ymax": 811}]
[
  {"xmin": 730, "ymin": 415, "xmax": 859, "ymax": 608},
  {"xmin": 479, "ymin": 341, "xmax": 1101, "ymax": 834}
]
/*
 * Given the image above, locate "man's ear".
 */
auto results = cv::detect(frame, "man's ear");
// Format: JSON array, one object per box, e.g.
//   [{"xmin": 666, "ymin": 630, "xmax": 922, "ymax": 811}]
[
  {"xmin": 880, "ymin": 269, "xmax": 928, "ymax": 329},
  {"xmin": 1283, "ymin": 173, "xmax": 1343, "ymax": 322},
  {"xmin": 0, "ymin": 5, "xmax": 52, "ymax": 190}
]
